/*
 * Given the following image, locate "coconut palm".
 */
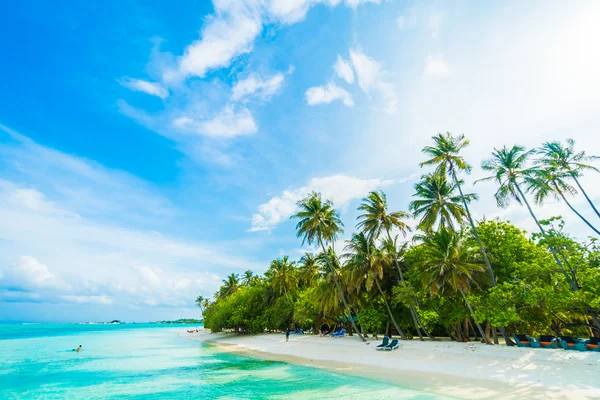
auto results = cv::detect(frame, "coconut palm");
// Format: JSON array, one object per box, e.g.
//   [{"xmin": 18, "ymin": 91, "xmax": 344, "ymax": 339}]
[
  {"xmin": 195, "ymin": 295, "xmax": 205, "ymax": 313},
  {"xmin": 356, "ymin": 191, "xmax": 425, "ymax": 339},
  {"xmin": 292, "ymin": 192, "xmax": 366, "ymax": 342},
  {"xmin": 420, "ymin": 132, "xmax": 496, "ymax": 286},
  {"xmin": 241, "ymin": 270, "xmax": 255, "ymax": 286},
  {"xmin": 265, "ymin": 256, "xmax": 298, "ymax": 305},
  {"xmin": 476, "ymin": 145, "xmax": 578, "ymax": 291},
  {"xmin": 344, "ymin": 233, "xmax": 407, "ymax": 339},
  {"xmin": 415, "ymin": 228, "xmax": 491, "ymax": 344},
  {"xmin": 299, "ymin": 252, "xmax": 321, "ymax": 287},
  {"xmin": 219, "ymin": 273, "xmax": 240, "ymax": 298},
  {"xmin": 409, "ymin": 172, "xmax": 478, "ymax": 232},
  {"xmin": 537, "ymin": 139, "xmax": 600, "ymax": 219},
  {"xmin": 530, "ymin": 167, "xmax": 600, "ymax": 236}
]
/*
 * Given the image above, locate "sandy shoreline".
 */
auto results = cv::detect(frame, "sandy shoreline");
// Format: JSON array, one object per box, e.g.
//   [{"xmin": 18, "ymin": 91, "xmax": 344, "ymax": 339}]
[{"xmin": 184, "ymin": 330, "xmax": 600, "ymax": 399}]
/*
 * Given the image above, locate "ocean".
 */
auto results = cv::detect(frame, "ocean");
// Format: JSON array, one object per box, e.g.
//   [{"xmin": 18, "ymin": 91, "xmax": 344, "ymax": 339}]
[{"xmin": 0, "ymin": 324, "xmax": 451, "ymax": 399}]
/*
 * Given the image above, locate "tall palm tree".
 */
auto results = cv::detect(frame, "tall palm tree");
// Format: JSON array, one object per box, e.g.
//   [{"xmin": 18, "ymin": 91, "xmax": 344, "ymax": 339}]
[
  {"xmin": 195, "ymin": 295, "xmax": 205, "ymax": 313},
  {"xmin": 409, "ymin": 172, "xmax": 478, "ymax": 232},
  {"xmin": 357, "ymin": 190, "xmax": 426, "ymax": 340},
  {"xmin": 219, "ymin": 273, "xmax": 240, "ymax": 298},
  {"xmin": 292, "ymin": 192, "xmax": 366, "ymax": 342},
  {"xmin": 530, "ymin": 167, "xmax": 600, "ymax": 236},
  {"xmin": 266, "ymin": 256, "xmax": 299, "ymax": 305},
  {"xmin": 415, "ymin": 228, "xmax": 491, "ymax": 344},
  {"xmin": 299, "ymin": 252, "xmax": 321, "ymax": 287},
  {"xmin": 344, "ymin": 233, "xmax": 407, "ymax": 339},
  {"xmin": 420, "ymin": 132, "xmax": 496, "ymax": 286},
  {"xmin": 241, "ymin": 270, "xmax": 255, "ymax": 286},
  {"xmin": 537, "ymin": 139, "xmax": 600, "ymax": 219},
  {"xmin": 476, "ymin": 145, "xmax": 578, "ymax": 291}
]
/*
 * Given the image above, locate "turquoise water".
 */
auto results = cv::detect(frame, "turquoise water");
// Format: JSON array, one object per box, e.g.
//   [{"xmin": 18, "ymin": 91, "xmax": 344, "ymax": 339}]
[{"xmin": 0, "ymin": 324, "xmax": 450, "ymax": 399}]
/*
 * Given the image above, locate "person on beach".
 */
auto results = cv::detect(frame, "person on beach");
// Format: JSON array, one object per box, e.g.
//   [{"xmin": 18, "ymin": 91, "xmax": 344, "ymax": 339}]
[{"xmin": 285, "ymin": 328, "xmax": 290, "ymax": 342}]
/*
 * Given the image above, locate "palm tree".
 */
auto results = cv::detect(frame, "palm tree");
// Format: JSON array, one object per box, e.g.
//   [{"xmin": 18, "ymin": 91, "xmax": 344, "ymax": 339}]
[
  {"xmin": 530, "ymin": 167, "xmax": 600, "ymax": 236},
  {"xmin": 292, "ymin": 192, "xmax": 366, "ymax": 342},
  {"xmin": 420, "ymin": 132, "xmax": 496, "ymax": 286},
  {"xmin": 195, "ymin": 295, "xmax": 205, "ymax": 313},
  {"xmin": 409, "ymin": 172, "xmax": 478, "ymax": 232},
  {"xmin": 415, "ymin": 228, "xmax": 491, "ymax": 344},
  {"xmin": 299, "ymin": 252, "xmax": 321, "ymax": 287},
  {"xmin": 241, "ymin": 270, "xmax": 255, "ymax": 286},
  {"xmin": 476, "ymin": 145, "xmax": 578, "ymax": 291},
  {"xmin": 266, "ymin": 256, "xmax": 299, "ymax": 305},
  {"xmin": 219, "ymin": 273, "xmax": 240, "ymax": 298},
  {"xmin": 343, "ymin": 233, "xmax": 407, "ymax": 339},
  {"xmin": 357, "ymin": 190, "xmax": 428, "ymax": 340},
  {"xmin": 537, "ymin": 139, "xmax": 600, "ymax": 219}
]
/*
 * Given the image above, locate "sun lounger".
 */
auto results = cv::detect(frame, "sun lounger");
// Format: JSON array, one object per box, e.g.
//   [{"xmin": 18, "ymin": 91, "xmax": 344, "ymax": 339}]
[
  {"xmin": 535, "ymin": 335, "xmax": 557, "ymax": 349},
  {"xmin": 383, "ymin": 339, "xmax": 399, "ymax": 351},
  {"xmin": 376, "ymin": 336, "xmax": 389, "ymax": 351},
  {"xmin": 558, "ymin": 336, "xmax": 585, "ymax": 351},
  {"xmin": 514, "ymin": 334, "xmax": 532, "ymax": 347},
  {"xmin": 331, "ymin": 329, "xmax": 346, "ymax": 337},
  {"xmin": 584, "ymin": 337, "xmax": 600, "ymax": 352}
]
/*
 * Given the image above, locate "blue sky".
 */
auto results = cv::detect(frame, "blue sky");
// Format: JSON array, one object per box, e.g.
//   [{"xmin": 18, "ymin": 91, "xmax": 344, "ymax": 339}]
[{"xmin": 1, "ymin": 0, "xmax": 599, "ymax": 322}]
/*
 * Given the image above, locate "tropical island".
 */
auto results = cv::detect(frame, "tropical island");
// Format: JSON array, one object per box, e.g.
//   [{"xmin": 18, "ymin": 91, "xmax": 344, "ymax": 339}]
[{"xmin": 191, "ymin": 134, "xmax": 600, "ymax": 398}]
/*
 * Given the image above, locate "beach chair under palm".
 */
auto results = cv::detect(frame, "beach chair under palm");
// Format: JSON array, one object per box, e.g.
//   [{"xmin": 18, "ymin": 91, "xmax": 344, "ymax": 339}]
[
  {"xmin": 514, "ymin": 334, "xmax": 532, "ymax": 347},
  {"xmin": 584, "ymin": 337, "xmax": 600, "ymax": 352},
  {"xmin": 376, "ymin": 336, "xmax": 389, "ymax": 351},
  {"xmin": 383, "ymin": 339, "xmax": 399, "ymax": 351}
]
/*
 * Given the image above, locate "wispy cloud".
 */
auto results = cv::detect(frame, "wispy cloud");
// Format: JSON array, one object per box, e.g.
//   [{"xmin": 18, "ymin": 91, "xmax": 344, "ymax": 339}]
[
  {"xmin": 349, "ymin": 48, "xmax": 398, "ymax": 114},
  {"xmin": 425, "ymin": 54, "xmax": 449, "ymax": 78},
  {"xmin": 334, "ymin": 55, "xmax": 355, "ymax": 84},
  {"xmin": 305, "ymin": 82, "xmax": 354, "ymax": 107},
  {"xmin": 118, "ymin": 77, "xmax": 169, "ymax": 99}
]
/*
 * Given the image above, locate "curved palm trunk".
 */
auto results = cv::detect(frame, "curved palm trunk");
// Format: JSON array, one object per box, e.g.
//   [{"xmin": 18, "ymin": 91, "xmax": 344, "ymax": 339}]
[
  {"xmin": 318, "ymin": 239, "xmax": 366, "ymax": 342},
  {"xmin": 283, "ymin": 288, "xmax": 293, "ymax": 307},
  {"xmin": 451, "ymin": 166, "xmax": 510, "ymax": 345},
  {"xmin": 375, "ymin": 279, "xmax": 407, "ymax": 340},
  {"xmin": 513, "ymin": 181, "xmax": 579, "ymax": 290},
  {"xmin": 572, "ymin": 174, "xmax": 600, "ymax": 219},
  {"xmin": 460, "ymin": 290, "xmax": 492, "ymax": 345},
  {"xmin": 555, "ymin": 186, "xmax": 600, "ymax": 236},
  {"xmin": 385, "ymin": 231, "xmax": 426, "ymax": 341}
]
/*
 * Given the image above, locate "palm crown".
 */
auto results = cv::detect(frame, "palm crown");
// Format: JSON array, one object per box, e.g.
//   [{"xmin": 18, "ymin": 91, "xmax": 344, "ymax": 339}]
[
  {"xmin": 420, "ymin": 132, "xmax": 472, "ymax": 175},
  {"xmin": 292, "ymin": 191, "xmax": 344, "ymax": 247},
  {"xmin": 357, "ymin": 190, "xmax": 411, "ymax": 240}
]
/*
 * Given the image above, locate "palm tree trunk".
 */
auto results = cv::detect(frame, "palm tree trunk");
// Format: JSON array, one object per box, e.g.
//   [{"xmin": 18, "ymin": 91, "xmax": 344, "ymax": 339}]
[
  {"xmin": 283, "ymin": 288, "xmax": 293, "ymax": 307},
  {"xmin": 556, "ymin": 187, "xmax": 600, "ymax": 236},
  {"xmin": 460, "ymin": 290, "xmax": 492, "ymax": 345},
  {"xmin": 318, "ymin": 239, "xmax": 366, "ymax": 342},
  {"xmin": 572, "ymin": 174, "xmax": 600, "ymax": 219},
  {"xmin": 450, "ymin": 166, "xmax": 496, "ymax": 286},
  {"xmin": 513, "ymin": 181, "xmax": 580, "ymax": 291},
  {"xmin": 375, "ymin": 278, "xmax": 407, "ymax": 339},
  {"xmin": 385, "ymin": 230, "xmax": 425, "ymax": 340}
]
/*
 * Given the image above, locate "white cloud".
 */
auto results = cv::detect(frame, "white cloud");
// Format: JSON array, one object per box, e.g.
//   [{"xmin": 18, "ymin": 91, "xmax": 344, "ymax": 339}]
[
  {"xmin": 333, "ymin": 55, "xmax": 354, "ymax": 84},
  {"xmin": 250, "ymin": 175, "xmax": 402, "ymax": 231},
  {"xmin": 232, "ymin": 72, "xmax": 285, "ymax": 101},
  {"xmin": 118, "ymin": 78, "xmax": 169, "ymax": 99},
  {"xmin": 344, "ymin": 0, "xmax": 380, "ymax": 8},
  {"xmin": 349, "ymin": 48, "xmax": 398, "ymax": 113},
  {"xmin": 174, "ymin": 106, "xmax": 257, "ymax": 138},
  {"xmin": 2, "ymin": 256, "xmax": 63, "ymax": 289},
  {"xmin": 305, "ymin": 82, "xmax": 354, "ymax": 107},
  {"xmin": 425, "ymin": 55, "xmax": 449, "ymax": 78}
]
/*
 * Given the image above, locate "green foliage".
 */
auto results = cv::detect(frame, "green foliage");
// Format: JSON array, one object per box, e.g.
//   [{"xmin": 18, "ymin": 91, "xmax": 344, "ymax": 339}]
[{"xmin": 357, "ymin": 307, "xmax": 386, "ymax": 336}]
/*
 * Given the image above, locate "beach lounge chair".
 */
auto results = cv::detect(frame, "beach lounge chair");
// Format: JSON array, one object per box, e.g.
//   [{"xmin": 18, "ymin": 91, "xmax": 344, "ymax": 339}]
[
  {"xmin": 383, "ymin": 339, "xmax": 399, "ymax": 351},
  {"xmin": 514, "ymin": 334, "xmax": 532, "ymax": 347},
  {"xmin": 558, "ymin": 336, "xmax": 585, "ymax": 351},
  {"xmin": 376, "ymin": 336, "xmax": 389, "ymax": 351},
  {"xmin": 332, "ymin": 329, "xmax": 346, "ymax": 337},
  {"xmin": 584, "ymin": 337, "xmax": 600, "ymax": 352},
  {"xmin": 535, "ymin": 335, "xmax": 557, "ymax": 349}
]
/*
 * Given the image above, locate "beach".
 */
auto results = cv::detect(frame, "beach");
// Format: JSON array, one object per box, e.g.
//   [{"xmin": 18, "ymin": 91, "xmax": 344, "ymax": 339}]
[{"xmin": 187, "ymin": 330, "xmax": 600, "ymax": 400}]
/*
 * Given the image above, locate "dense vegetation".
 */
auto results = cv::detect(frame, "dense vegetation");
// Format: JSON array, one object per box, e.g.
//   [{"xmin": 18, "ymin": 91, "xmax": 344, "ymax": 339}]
[{"xmin": 200, "ymin": 134, "xmax": 600, "ymax": 344}]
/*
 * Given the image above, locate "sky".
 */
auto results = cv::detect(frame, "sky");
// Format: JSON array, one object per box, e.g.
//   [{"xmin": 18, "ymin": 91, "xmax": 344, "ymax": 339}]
[{"xmin": 1, "ymin": 0, "xmax": 599, "ymax": 322}]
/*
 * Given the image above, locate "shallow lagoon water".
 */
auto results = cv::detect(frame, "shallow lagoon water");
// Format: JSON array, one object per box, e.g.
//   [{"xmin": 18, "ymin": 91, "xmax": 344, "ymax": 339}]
[{"xmin": 0, "ymin": 324, "xmax": 452, "ymax": 399}]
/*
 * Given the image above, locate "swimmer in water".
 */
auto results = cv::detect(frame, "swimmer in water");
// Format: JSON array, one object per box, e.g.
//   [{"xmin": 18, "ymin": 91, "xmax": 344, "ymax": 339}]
[{"xmin": 72, "ymin": 345, "xmax": 82, "ymax": 352}]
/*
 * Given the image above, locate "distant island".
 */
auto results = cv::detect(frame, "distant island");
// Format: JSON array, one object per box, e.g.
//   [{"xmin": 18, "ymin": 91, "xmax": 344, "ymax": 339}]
[
  {"xmin": 153, "ymin": 319, "xmax": 203, "ymax": 324},
  {"xmin": 79, "ymin": 319, "xmax": 202, "ymax": 325}
]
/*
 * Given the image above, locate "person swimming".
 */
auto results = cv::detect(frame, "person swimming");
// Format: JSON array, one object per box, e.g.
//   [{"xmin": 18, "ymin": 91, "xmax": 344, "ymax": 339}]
[{"xmin": 72, "ymin": 345, "xmax": 82, "ymax": 352}]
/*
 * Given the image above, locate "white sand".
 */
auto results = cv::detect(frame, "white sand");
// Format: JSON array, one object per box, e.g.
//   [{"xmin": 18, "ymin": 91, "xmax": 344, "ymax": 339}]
[{"xmin": 185, "ymin": 330, "xmax": 600, "ymax": 399}]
